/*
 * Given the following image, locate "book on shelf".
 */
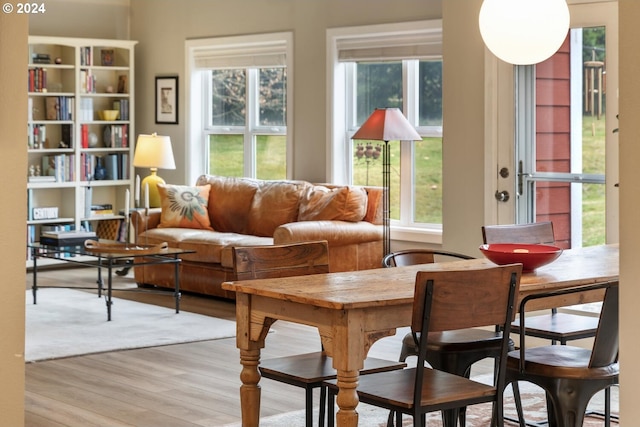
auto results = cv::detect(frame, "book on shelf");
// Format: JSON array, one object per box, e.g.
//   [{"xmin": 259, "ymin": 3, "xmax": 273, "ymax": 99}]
[
  {"xmin": 79, "ymin": 98, "xmax": 93, "ymax": 122},
  {"xmin": 80, "ymin": 46, "xmax": 92, "ymax": 66},
  {"xmin": 61, "ymin": 124, "xmax": 73, "ymax": 148},
  {"xmin": 45, "ymin": 96, "xmax": 74, "ymax": 121},
  {"xmin": 104, "ymin": 124, "xmax": 128, "ymax": 148},
  {"xmin": 28, "ymin": 67, "xmax": 48, "ymax": 92},
  {"xmin": 112, "ymin": 99, "xmax": 129, "ymax": 121},
  {"xmin": 40, "ymin": 154, "xmax": 74, "ymax": 182},
  {"xmin": 80, "ymin": 69, "xmax": 96, "ymax": 94}
]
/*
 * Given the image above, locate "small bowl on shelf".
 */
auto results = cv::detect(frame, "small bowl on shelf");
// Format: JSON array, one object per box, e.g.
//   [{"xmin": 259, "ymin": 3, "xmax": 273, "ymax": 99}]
[
  {"xmin": 98, "ymin": 109, "xmax": 119, "ymax": 121},
  {"xmin": 479, "ymin": 243, "xmax": 563, "ymax": 272}
]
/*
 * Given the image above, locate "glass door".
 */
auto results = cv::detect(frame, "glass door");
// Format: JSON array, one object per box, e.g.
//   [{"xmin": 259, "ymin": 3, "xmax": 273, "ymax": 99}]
[{"xmin": 514, "ymin": 3, "xmax": 618, "ymax": 249}]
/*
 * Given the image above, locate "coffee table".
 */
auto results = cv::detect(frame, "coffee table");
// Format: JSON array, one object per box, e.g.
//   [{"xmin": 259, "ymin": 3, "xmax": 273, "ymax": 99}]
[{"xmin": 28, "ymin": 240, "xmax": 194, "ymax": 321}]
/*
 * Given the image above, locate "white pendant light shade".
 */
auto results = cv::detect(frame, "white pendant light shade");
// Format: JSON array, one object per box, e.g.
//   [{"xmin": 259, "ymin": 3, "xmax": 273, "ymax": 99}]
[{"xmin": 479, "ymin": 0, "xmax": 570, "ymax": 65}]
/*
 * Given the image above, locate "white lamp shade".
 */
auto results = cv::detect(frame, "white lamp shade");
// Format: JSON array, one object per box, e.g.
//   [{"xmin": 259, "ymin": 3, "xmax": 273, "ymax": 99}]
[
  {"xmin": 479, "ymin": 0, "xmax": 570, "ymax": 65},
  {"xmin": 352, "ymin": 108, "xmax": 422, "ymax": 142},
  {"xmin": 133, "ymin": 133, "xmax": 176, "ymax": 169}
]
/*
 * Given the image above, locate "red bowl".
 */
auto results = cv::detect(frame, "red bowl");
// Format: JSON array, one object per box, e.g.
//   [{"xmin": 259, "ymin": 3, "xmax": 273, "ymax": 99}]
[{"xmin": 479, "ymin": 243, "xmax": 563, "ymax": 272}]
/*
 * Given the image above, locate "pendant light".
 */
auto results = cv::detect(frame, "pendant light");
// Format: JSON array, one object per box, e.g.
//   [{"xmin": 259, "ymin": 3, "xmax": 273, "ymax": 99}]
[{"xmin": 479, "ymin": 0, "xmax": 570, "ymax": 65}]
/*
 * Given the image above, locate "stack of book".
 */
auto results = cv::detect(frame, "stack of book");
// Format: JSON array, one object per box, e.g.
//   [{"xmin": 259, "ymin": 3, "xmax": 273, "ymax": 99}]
[
  {"xmin": 90, "ymin": 204, "xmax": 114, "ymax": 216},
  {"xmin": 40, "ymin": 230, "xmax": 97, "ymax": 246}
]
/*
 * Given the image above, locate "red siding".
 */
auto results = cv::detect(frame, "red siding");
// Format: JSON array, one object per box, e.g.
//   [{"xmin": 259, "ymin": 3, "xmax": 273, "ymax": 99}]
[{"xmin": 534, "ymin": 34, "xmax": 572, "ymax": 247}]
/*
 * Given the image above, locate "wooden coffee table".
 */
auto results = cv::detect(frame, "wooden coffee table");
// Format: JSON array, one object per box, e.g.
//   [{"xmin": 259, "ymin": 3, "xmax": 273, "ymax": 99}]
[{"xmin": 28, "ymin": 240, "xmax": 194, "ymax": 321}]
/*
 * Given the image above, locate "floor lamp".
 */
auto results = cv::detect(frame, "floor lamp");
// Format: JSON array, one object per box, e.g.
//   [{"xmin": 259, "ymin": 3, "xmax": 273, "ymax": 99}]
[{"xmin": 352, "ymin": 108, "xmax": 422, "ymax": 258}]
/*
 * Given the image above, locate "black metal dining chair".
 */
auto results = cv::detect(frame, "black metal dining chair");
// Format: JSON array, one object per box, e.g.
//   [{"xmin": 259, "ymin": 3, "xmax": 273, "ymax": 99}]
[
  {"xmin": 382, "ymin": 248, "xmax": 524, "ymax": 427},
  {"xmin": 506, "ymin": 281, "xmax": 619, "ymax": 427},
  {"xmin": 326, "ymin": 263, "xmax": 523, "ymax": 427},
  {"xmin": 482, "ymin": 222, "xmax": 613, "ymax": 425}
]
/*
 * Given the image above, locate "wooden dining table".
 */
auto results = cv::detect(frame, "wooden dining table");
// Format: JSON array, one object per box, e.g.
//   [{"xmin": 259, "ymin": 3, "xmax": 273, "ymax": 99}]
[{"xmin": 221, "ymin": 243, "xmax": 618, "ymax": 427}]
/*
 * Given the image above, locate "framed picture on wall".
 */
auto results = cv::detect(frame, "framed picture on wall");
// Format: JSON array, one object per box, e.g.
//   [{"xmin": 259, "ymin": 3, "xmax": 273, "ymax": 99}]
[{"xmin": 155, "ymin": 76, "xmax": 178, "ymax": 124}]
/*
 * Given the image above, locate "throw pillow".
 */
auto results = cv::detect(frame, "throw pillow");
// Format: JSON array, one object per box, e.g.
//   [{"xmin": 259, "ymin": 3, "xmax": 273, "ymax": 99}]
[
  {"xmin": 157, "ymin": 184, "xmax": 213, "ymax": 230},
  {"xmin": 298, "ymin": 186, "xmax": 368, "ymax": 222}
]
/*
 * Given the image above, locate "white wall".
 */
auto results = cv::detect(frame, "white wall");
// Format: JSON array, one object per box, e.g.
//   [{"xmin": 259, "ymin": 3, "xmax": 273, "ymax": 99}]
[
  {"xmin": 618, "ymin": 0, "xmax": 640, "ymax": 422},
  {"xmin": 0, "ymin": 11, "xmax": 27, "ymax": 426},
  {"xmin": 441, "ymin": 0, "xmax": 490, "ymax": 255}
]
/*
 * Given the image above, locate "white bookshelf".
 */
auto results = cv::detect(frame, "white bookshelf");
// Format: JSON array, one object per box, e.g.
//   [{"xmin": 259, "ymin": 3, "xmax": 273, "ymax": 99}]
[{"xmin": 26, "ymin": 36, "xmax": 138, "ymax": 267}]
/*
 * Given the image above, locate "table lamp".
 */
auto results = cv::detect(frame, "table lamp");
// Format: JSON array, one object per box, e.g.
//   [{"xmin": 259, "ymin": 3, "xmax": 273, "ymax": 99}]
[
  {"xmin": 352, "ymin": 108, "xmax": 422, "ymax": 258},
  {"xmin": 133, "ymin": 133, "xmax": 176, "ymax": 208}
]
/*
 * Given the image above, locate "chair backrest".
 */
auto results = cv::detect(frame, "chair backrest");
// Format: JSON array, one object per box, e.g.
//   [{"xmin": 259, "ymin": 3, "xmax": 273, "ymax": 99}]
[
  {"xmin": 233, "ymin": 240, "xmax": 330, "ymax": 281},
  {"xmin": 382, "ymin": 249, "xmax": 474, "ymax": 268},
  {"xmin": 482, "ymin": 221, "xmax": 555, "ymax": 245},
  {"xmin": 590, "ymin": 281, "xmax": 619, "ymax": 368},
  {"xmin": 412, "ymin": 264, "xmax": 522, "ymax": 333},
  {"xmin": 411, "ymin": 263, "xmax": 522, "ymax": 405}
]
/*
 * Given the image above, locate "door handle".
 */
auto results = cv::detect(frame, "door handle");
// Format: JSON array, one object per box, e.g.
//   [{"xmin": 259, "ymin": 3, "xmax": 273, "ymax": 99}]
[{"xmin": 495, "ymin": 190, "xmax": 510, "ymax": 202}]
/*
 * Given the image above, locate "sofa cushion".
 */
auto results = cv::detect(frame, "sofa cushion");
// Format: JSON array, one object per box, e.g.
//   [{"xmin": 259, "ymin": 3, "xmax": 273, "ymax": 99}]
[
  {"xmin": 298, "ymin": 185, "xmax": 367, "ymax": 222},
  {"xmin": 157, "ymin": 184, "xmax": 213, "ymax": 230},
  {"xmin": 246, "ymin": 180, "xmax": 311, "ymax": 237},
  {"xmin": 197, "ymin": 175, "xmax": 259, "ymax": 234},
  {"xmin": 139, "ymin": 228, "xmax": 273, "ymax": 265}
]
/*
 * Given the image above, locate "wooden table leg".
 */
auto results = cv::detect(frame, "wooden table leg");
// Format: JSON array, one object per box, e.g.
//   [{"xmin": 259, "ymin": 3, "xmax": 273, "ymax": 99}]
[
  {"xmin": 235, "ymin": 293, "xmax": 266, "ymax": 427},
  {"xmin": 239, "ymin": 348, "xmax": 261, "ymax": 427},
  {"xmin": 335, "ymin": 369, "xmax": 360, "ymax": 427}
]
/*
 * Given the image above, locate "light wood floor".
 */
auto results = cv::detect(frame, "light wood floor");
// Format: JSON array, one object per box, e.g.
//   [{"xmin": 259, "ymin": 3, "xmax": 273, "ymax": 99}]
[
  {"xmin": 25, "ymin": 266, "xmax": 438, "ymax": 427},
  {"xmin": 25, "ymin": 266, "xmax": 613, "ymax": 427}
]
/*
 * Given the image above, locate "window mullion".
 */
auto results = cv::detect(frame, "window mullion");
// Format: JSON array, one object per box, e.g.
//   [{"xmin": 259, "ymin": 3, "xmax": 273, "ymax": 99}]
[
  {"xmin": 345, "ymin": 62, "xmax": 358, "ymax": 184},
  {"xmin": 399, "ymin": 61, "xmax": 418, "ymax": 226},
  {"xmin": 246, "ymin": 69, "xmax": 258, "ymax": 177}
]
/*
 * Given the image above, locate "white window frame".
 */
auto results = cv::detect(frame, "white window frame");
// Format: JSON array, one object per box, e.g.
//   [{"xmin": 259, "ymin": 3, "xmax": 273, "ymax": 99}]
[
  {"xmin": 185, "ymin": 32, "xmax": 293, "ymax": 185},
  {"xmin": 326, "ymin": 20, "xmax": 443, "ymax": 244}
]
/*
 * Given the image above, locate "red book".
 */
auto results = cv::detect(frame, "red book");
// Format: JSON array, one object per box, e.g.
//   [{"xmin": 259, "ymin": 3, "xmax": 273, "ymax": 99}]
[{"xmin": 81, "ymin": 124, "xmax": 88, "ymax": 149}]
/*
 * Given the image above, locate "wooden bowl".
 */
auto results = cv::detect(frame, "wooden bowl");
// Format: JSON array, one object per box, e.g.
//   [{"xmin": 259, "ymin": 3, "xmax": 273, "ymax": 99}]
[
  {"xmin": 479, "ymin": 243, "xmax": 563, "ymax": 272},
  {"xmin": 98, "ymin": 110, "xmax": 119, "ymax": 121}
]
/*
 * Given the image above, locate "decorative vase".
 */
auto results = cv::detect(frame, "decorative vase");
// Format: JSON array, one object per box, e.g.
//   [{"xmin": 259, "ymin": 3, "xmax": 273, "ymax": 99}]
[{"xmin": 94, "ymin": 157, "xmax": 107, "ymax": 180}]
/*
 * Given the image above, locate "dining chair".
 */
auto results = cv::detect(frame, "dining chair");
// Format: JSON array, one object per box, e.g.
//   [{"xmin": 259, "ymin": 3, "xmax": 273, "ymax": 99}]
[
  {"xmin": 506, "ymin": 280, "xmax": 619, "ymax": 427},
  {"xmin": 232, "ymin": 241, "xmax": 405, "ymax": 427},
  {"xmin": 482, "ymin": 222, "xmax": 601, "ymax": 345},
  {"xmin": 382, "ymin": 249, "xmax": 524, "ymax": 427},
  {"xmin": 326, "ymin": 263, "xmax": 522, "ymax": 427},
  {"xmin": 483, "ymin": 223, "xmax": 613, "ymax": 425}
]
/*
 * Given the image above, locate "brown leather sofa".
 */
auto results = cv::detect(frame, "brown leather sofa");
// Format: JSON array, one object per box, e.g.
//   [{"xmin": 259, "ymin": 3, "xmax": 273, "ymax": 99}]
[{"xmin": 131, "ymin": 174, "xmax": 383, "ymax": 299}]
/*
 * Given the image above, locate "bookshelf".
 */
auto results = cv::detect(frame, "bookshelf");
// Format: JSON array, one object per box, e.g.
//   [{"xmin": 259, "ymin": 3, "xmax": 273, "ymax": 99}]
[{"xmin": 27, "ymin": 36, "xmax": 137, "ymax": 266}]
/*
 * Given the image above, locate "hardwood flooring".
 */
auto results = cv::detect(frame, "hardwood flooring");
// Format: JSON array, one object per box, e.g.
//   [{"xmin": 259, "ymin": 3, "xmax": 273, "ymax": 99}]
[{"xmin": 25, "ymin": 266, "xmax": 426, "ymax": 427}]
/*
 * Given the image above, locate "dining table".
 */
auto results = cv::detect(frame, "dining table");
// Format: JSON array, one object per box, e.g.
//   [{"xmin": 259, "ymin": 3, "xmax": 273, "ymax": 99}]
[{"xmin": 221, "ymin": 243, "xmax": 619, "ymax": 427}]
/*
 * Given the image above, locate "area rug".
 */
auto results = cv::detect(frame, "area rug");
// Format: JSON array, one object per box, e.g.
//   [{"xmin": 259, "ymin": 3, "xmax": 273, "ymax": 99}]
[
  {"xmin": 25, "ymin": 288, "xmax": 236, "ymax": 362},
  {"xmin": 223, "ymin": 375, "xmax": 618, "ymax": 426}
]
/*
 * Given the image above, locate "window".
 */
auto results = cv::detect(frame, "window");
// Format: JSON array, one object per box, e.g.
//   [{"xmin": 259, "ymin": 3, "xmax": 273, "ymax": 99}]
[
  {"xmin": 328, "ymin": 21, "xmax": 443, "ymax": 242},
  {"xmin": 185, "ymin": 33, "xmax": 293, "ymax": 185}
]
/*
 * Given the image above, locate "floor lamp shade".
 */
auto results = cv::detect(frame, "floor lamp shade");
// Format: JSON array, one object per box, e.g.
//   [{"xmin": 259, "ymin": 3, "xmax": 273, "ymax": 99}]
[
  {"xmin": 133, "ymin": 133, "xmax": 176, "ymax": 208},
  {"xmin": 478, "ymin": 0, "xmax": 570, "ymax": 65},
  {"xmin": 352, "ymin": 108, "xmax": 422, "ymax": 258}
]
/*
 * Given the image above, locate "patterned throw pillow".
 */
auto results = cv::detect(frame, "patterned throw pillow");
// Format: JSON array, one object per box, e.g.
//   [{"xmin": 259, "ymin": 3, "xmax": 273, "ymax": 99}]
[{"xmin": 157, "ymin": 184, "xmax": 213, "ymax": 230}]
